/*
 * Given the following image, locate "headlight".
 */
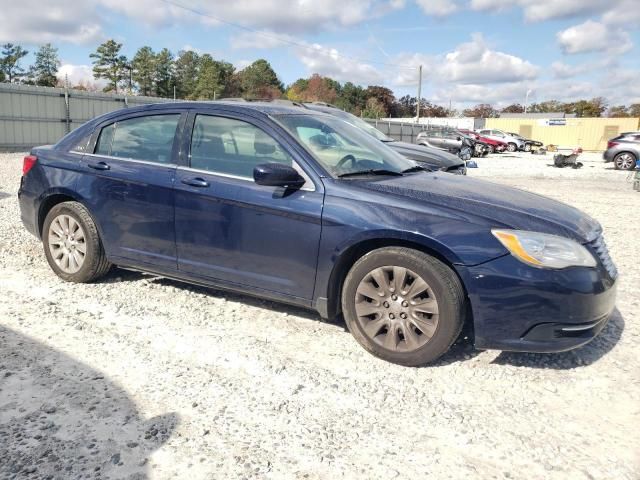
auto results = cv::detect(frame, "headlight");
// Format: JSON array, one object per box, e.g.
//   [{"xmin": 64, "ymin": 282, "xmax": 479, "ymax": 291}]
[{"xmin": 492, "ymin": 229, "xmax": 597, "ymax": 269}]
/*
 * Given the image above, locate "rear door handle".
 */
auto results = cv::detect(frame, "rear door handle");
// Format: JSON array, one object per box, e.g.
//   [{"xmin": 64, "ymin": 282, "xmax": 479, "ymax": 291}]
[
  {"xmin": 181, "ymin": 177, "xmax": 209, "ymax": 188},
  {"xmin": 87, "ymin": 161, "xmax": 110, "ymax": 171}
]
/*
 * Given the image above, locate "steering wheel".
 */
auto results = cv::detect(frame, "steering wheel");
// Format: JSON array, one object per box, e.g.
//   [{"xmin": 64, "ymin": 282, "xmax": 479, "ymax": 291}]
[{"xmin": 335, "ymin": 154, "xmax": 357, "ymax": 172}]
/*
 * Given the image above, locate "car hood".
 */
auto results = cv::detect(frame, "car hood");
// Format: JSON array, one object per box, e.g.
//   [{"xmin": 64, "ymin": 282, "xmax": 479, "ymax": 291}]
[
  {"xmin": 354, "ymin": 172, "xmax": 601, "ymax": 243},
  {"xmin": 387, "ymin": 141, "xmax": 463, "ymax": 168}
]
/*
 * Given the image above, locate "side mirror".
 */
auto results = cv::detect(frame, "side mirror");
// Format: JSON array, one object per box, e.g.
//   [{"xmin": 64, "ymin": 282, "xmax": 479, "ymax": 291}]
[{"xmin": 253, "ymin": 163, "xmax": 305, "ymax": 189}]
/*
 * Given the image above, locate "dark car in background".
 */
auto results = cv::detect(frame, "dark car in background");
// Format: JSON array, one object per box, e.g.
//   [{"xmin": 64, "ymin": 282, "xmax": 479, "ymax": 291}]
[
  {"xmin": 603, "ymin": 132, "xmax": 640, "ymax": 170},
  {"xmin": 459, "ymin": 129, "xmax": 507, "ymax": 153},
  {"xmin": 19, "ymin": 101, "xmax": 617, "ymax": 366},
  {"xmin": 302, "ymin": 102, "xmax": 467, "ymax": 174}
]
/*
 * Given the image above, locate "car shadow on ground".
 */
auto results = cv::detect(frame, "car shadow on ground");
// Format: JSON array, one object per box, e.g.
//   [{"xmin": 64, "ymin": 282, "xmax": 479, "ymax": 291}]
[
  {"xmin": 0, "ymin": 191, "xmax": 11, "ymax": 201},
  {"xmin": 0, "ymin": 326, "xmax": 178, "ymax": 479},
  {"xmin": 491, "ymin": 308, "xmax": 625, "ymax": 369}
]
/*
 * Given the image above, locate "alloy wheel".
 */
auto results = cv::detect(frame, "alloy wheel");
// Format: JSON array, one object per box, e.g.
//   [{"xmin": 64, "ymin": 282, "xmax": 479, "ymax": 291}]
[
  {"xmin": 354, "ymin": 266, "xmax": 439, "ymax": 352},
  {"xmin": 48, "ymin": 214, "xmax": 87, "ymax": 274},
  {"xmin": 615, "ymin": 153, "xmax": 636, "ymax": 170}
]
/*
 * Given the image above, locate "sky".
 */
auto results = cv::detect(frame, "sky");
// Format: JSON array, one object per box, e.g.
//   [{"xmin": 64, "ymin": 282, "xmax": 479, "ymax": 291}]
[{"xmin": 1, "ymin": 0, "xmax": 639, "ymax": 110}]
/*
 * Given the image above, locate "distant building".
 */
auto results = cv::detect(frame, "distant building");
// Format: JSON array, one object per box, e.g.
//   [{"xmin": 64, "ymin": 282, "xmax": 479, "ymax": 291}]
[{"xmin": 500, "ymin": 112, "xmax": 577, "ymax": 119}]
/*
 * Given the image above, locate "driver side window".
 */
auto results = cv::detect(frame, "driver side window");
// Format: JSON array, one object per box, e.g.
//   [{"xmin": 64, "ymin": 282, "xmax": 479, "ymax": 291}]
[{"xmin": 190, "ymin": 115, "xmax": 294, "ymax": 178}]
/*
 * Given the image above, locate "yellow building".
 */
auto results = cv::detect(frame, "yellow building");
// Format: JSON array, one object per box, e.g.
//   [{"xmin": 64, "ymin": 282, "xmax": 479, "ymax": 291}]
[{"xmin": 485, "ymin": 117, "xmax": 640, "ymax": 151}]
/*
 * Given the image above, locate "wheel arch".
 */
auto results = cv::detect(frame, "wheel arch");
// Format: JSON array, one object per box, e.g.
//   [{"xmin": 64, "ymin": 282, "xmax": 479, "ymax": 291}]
[
  {"xmin": 37, "ymin": 189, "xmax": 100, "ymax": 239},
  {"xmin": 321, "ymin": 233, "xmax": 471, "ymax": 325}
]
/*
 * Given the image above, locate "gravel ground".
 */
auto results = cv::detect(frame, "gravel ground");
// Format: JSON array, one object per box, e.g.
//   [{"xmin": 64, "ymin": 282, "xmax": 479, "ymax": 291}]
[{"xmin": 0, "ymin": 150, "xmax": 638, "ymax": 479}]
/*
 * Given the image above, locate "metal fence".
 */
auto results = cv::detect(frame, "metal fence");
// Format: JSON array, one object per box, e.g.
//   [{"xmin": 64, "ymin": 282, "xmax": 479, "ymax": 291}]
[
  {"xmin": 364, "ymin": 118, "xmax": 485, "ymax": 143},
  {"xmin": 0, "ymin": 83, "xmax": 174, "ymax": 152}
]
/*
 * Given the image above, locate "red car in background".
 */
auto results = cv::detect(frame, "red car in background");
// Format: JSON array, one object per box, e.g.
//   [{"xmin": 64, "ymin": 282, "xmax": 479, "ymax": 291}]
[{"xmin": 459, "ymin": 129, "xmax": 507, "ymax": 153}]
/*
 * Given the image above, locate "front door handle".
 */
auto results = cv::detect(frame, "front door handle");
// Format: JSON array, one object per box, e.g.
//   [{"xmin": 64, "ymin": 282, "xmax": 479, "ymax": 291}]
[
  {"xmin": 87, "ymin": 161, "xmax": 110, "ymax": 171},
  {"xmin": 181, "ymin": 177, "xmax": 209, "ymax": 188}
]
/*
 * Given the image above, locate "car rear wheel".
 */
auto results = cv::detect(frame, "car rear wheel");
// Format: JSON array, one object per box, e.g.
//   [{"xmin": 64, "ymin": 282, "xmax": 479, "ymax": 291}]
[
  {"xmin": 487, "ymin": 145, "xmax": 495, "ymax": 154},
  {"xmin": 507, "ymin": 143, "xmax": 517, "ymax": 152},
  {"xmin": 614, "ymin": 152, "xmax": 637, "ymax": 170},
  {"xmin": 43, "ymin": 201, "xmax": 111, "ymax": 283},
  {"xmin": 341, "ymin": 247, "xmax": 465, "ymax": 366}
]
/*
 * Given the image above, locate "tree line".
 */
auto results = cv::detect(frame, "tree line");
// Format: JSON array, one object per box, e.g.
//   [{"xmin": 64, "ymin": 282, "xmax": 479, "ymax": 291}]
[{"xmin": 2, "ymin": 40, "xmax": 639, "ymax": 119}]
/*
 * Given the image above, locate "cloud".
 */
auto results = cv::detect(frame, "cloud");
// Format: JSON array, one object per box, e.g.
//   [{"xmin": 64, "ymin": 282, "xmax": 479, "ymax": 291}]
[
  {"xmin": 56, "ymin": 64, "xmax": 107, "ymax": 89},
  {"xmin": 295, "ymin": 43, "xmax": 384, "ymax": 85},
  {"xmin": 100, "ymin": 0, "xmax": 405, "ymax": 33},
  {"xmin": 230, "ymin": 31, "xmax": 297, "ymax": 50},
  {"xmin": 470, "ymin": 0, "xmax": 618, "ymax": 22},
  {"xmin": 442, "ymin": 34, "xmax": 538, "ymax": 84},
  {"xmin": 414, "ymin": 0, "xmax": 459, "ymax": 16},
  {"xmin": 602, "ymin": 0, "xmax": 640, "ymax": 26},
  {"xmin": 557, "ymin": 20, "xmax": 632, "ymax": 55},
  {"xmin": 0, "ymin": 1, "xmax": 103, "ymax": 45}
]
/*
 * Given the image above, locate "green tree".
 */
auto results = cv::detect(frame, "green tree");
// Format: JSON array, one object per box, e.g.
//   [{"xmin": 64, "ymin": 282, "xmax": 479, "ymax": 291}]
[
  {"xmin": 335, "ymin": 82, "xmax": 367, "ymax": 114},
  {"xmin": 174, "ymin": 50, "xmax": 200, "ymax": 99},
  {"xmin": 1, "ymin": 43, "xmax": 29, "ymax": 83},
  {"xmin": 285, "ymin": 78, "xmax": 309, "ymax": 101},
  {"xmin": 132, "ymin": 46, "xmax": 156, "ymax": 96},
  {"xmin": 567, "ymin": 97, "xmax": 607, "ymax": 117},
  {"xmin": 365, "ymin": 86, "xmax": 395, "ymax": 117},
  {"xmin": 154, "ymin": 48, "xmax": 174, "ymax": 97},
  {"xmin": 191, "ymin": 55, "xmax": 235, "ymax": 100},
  {"xmin": 30, "ymin": 44, "xmax": 60, "ymax": 87},
  {"xmin": 462, "ymin": 103, "xmax": 499, "ymax": 118},
  {"xmin": 238, "ymin": 59, "xmax": 283, "ymax": 99},
  {"xmin": 528, "ymin": 100, "xmax": 565, "ymax": 113},
  {"xmin": 362, "ymin": 97, "xmax": 386, "ymax": 119},
  {"xmin": 90, "ymin": 39, "xmax": 128, "ymax": 93},
  {"xmin": 608, "ymin": 105, "xmax": 629, "ymax": 118},
  {"xmin": 629, "ymin": 104, "xmax": 640, "ymax": 117},
  {"xmin": 501, "ymin": 103, "xmax": 524, "ymax": 114}
]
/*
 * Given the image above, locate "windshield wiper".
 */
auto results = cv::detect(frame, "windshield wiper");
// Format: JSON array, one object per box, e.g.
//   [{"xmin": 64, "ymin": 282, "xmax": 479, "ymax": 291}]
[
  {"xmin": 337, "ymin": 169, "xmax": 403, "ymax": 178},
  {"xmin": 401, "ymin": 165, "xmax": 427, "ymax": 174}
]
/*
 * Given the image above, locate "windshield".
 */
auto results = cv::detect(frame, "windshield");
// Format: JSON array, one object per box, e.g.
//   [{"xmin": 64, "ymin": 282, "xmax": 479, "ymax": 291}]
[{"xmin": 276, "ymin": 114, "xmax": 416, "ymax": 178}]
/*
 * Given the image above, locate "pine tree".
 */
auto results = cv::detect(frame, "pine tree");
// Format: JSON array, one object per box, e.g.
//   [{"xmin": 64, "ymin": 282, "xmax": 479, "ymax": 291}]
[
  {"xmin": 31, "ymin": 44, "xmax": 60, "ymax": 87},
  {"xmin": 1, "ymin": 43, "xmax": 29, "ymax": 83},
  {"xmin": 154, "ymin": 48, "xmax": 174, "ymax": 98},
  {"xmin": 132, "ymin": 46, "xmax": 156, "ymax": 96},
  {"xmin": 90, "ymin": 40, "xmax": 128, "ymax": 93},
  {"xmin": 238, "ymin": 59, "xmax": 283, "ymax": 99},
  {"xmin": 174, "ymin": 50, "xmax": 200, "ymax": 99}
]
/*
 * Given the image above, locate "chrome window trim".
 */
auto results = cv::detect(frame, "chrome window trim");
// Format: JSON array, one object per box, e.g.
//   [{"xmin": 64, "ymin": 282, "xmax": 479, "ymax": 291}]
[
  {"xmin": 70, "ymin": 151, "xmax": 177, "ymax": 167},
  {"xmin": 177, "ymin": 164, "xmax": 316, "ymax": 192}
]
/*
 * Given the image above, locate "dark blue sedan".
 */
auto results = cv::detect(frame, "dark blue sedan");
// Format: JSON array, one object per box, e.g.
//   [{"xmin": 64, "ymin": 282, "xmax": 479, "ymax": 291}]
[{"xmin": 18, "ymin": 102, "xmax": 617, "ymax": 366}]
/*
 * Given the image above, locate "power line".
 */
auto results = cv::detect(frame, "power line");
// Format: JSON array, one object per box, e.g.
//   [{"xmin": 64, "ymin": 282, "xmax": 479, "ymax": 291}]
[{"xmin": 158, "ymin": 0, "xmax": 420, "ymax": 70}]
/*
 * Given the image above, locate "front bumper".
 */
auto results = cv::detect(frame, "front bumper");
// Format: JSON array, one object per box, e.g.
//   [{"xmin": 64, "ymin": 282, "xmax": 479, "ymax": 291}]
[{"xmin": 458, "ymin": 253, "xmax": 617, "ymax": 353}]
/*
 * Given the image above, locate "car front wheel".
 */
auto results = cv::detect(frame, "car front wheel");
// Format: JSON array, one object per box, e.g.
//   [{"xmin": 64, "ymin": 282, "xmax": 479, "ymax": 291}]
[
  {"xmin": 341, "ymin": 247, "xmax": 465, "ymax": 366},
  {"xmin": 614, "ymin": 152, "xmax": 637, "ymax": 170},
  {"xmin": 507, "ymin": 142, "xmax": 517, "ymax": 152},
  {"xmin": 43, "ymin": 201, "xmax": 111, "ymax": 283},
  {"xmin": 524, "ymin": 143, "xmax": 531, "ymax": 152}
]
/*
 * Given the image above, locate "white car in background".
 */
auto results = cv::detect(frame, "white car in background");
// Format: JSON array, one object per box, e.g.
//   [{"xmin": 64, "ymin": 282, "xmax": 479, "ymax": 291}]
[{"xmin": 476, "ymin": 129, "xmax": 525, "ymax": 152}]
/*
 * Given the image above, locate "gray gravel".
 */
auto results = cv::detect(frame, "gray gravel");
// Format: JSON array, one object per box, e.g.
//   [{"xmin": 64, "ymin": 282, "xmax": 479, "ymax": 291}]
[{"xmin": 0, "ymin": 151, "xmax": 638, "ymax": 479}]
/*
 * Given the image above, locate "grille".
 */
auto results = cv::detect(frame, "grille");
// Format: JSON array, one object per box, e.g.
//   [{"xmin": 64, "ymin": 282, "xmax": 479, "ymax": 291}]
[{"xmin": 589, "ymin": 235, "xmax": 618, "ymax": 279}]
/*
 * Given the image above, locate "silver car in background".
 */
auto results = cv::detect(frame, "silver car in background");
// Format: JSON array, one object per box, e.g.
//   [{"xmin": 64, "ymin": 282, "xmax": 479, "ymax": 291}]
[
  {"xmin": 603, "ymin": 132, "xmax": 640, "ymax": 170},
  {"xmin": 476, "ymin": 129, "xmax": 525, "ymax": 152}
]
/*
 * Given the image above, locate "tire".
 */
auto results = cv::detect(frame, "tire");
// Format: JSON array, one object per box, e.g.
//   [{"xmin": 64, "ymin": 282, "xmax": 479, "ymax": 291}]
[
  {"xmin": 524, "ymin": 143, "xmax": 532, "ymax": 152},
  {"xmin": 613, "ymin": 152, "xmax": 637, "ymax": 171},
  {"xmin": 341, "ymin": 247, "xmax": 465, "ymax": 366},
  {"xmin": 487, "ymin": 145, "xmax": 495, "ymax": 154},
  {"xmin": 42, "ymin": 201, "xmax": 111, "ymax": 283},
  {"xmin": 507, "ymin": 142, "xmax": 517, "ymax": 152}
]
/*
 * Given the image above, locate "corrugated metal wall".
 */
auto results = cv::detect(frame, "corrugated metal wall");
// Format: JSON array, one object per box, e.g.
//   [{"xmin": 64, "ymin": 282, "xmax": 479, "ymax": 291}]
[
  {"xmin": 0, "ymin": 83, "xmax": 174, "ymax": 152},
  {"xmin": 364, "ymin": 118, "xmax": 428, "ymax": 143},
  {"xmin": 485, "ymin": 117, "xmax": 640, "ymax": 151}
]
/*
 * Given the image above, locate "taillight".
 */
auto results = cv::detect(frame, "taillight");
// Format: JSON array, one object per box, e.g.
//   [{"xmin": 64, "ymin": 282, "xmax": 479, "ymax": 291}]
[
  {"xmin": 607, "ymin": 141, "xmax": 618, "ymax": 149},
  {"xmin": 22, "ymin": 155, "xmax": 37, "ymax": 176}
]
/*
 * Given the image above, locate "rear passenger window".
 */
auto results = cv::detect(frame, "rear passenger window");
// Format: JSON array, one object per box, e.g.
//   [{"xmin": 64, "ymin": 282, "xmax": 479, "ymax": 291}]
[
  {"xmin": 95, "ymin": 115, "xmax": 180, "ymax": 164},
  {"xmin": 190, "ymin": 115, "xmax": 293, "ymax": 178}
]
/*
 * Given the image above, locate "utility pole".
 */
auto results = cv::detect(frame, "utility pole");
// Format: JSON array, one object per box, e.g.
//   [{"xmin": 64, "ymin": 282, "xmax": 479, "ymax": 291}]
[
  {"xmin": 416, "ymin": 65, "xmax": 422, "ymax": 122},
  {"xmin": 524, "ymin": 89, "xmax": 532, "ymax": 114}
]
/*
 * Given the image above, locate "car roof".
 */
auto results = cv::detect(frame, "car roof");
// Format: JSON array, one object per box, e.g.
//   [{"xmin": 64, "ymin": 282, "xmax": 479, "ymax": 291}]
[{"xmin": 107, "ymin": 100, "xmax": 320, "ymax": 117}]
